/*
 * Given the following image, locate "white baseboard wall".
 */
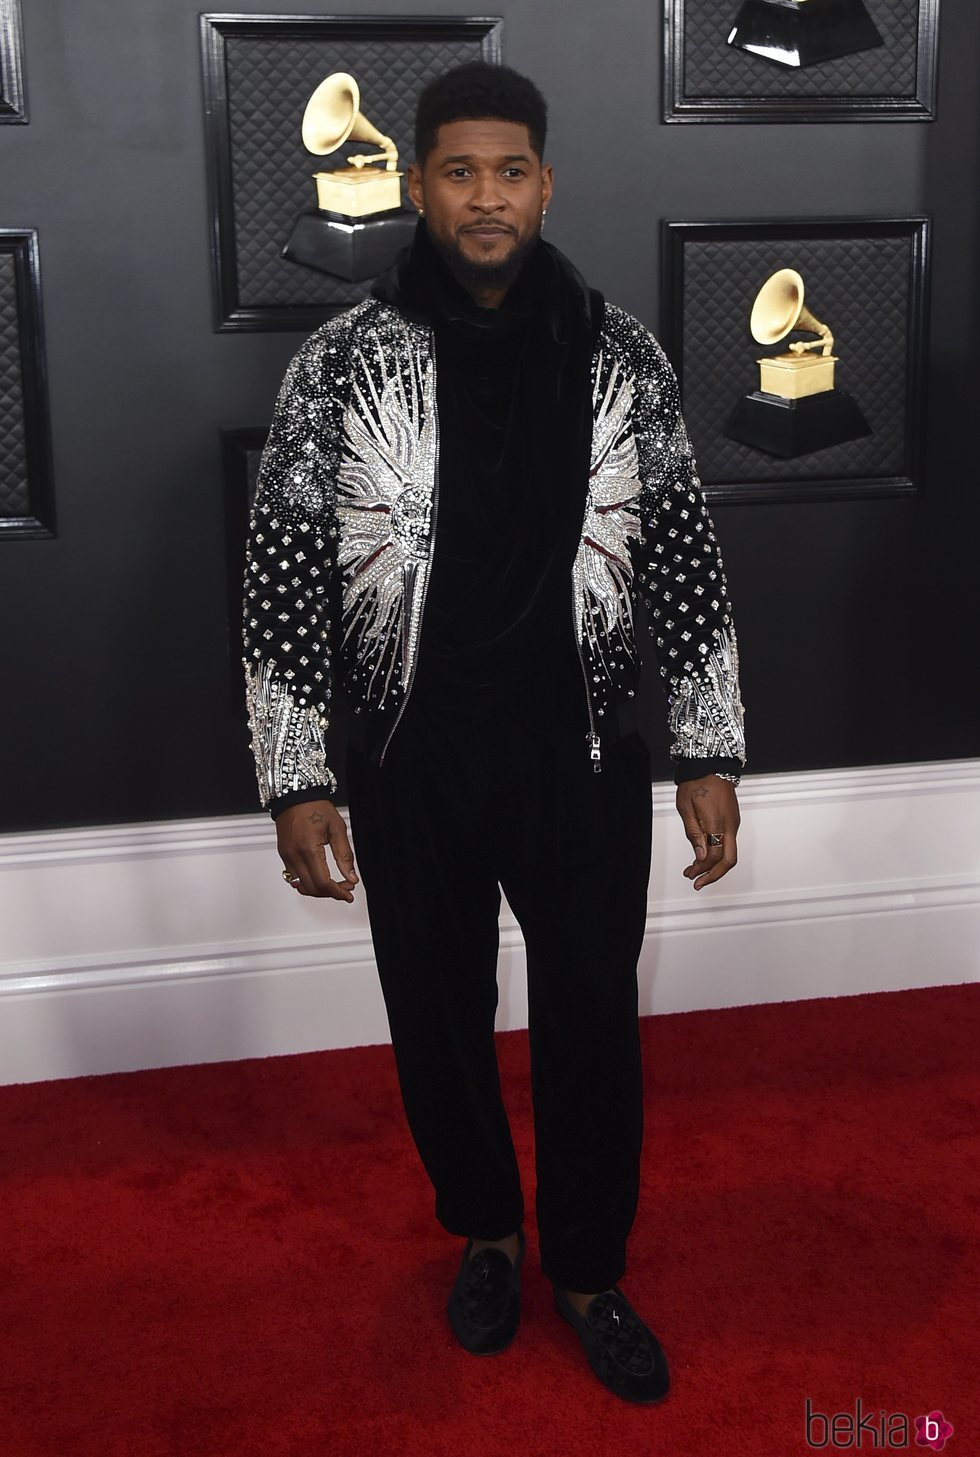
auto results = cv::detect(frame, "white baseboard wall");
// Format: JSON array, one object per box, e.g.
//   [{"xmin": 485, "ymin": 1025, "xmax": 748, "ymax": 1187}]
[{"xmin": 1, "ymin": 758, "xmax": 978, "ymax": 1087}]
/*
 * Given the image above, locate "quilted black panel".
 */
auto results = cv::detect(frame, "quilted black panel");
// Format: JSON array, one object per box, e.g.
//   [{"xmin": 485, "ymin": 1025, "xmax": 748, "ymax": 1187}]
[
  {"xmin": 681, "ymin": 0, "xmax": 919, "ymax": 99},
  {"xmin": 225, "ymin": 31, "xmax": 492, "ymax": 312},
  {"xmin": 676, "ymin": 232, "xmax": 915, "ymax": 483},
  {"xmin": 0, "ymin": 249, "xmax": 30, "ymax": 517}
]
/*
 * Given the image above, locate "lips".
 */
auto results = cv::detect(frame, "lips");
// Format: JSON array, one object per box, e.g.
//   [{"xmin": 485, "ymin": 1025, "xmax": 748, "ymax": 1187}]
[{"xmin": 463, "ymin": 226, "xmax": 512, "ymax": 237}]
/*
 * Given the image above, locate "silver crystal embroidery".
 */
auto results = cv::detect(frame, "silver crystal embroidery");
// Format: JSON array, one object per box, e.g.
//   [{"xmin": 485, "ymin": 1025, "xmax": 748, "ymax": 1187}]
[
  {"xmin": 335, "ymin": 345, "xmax": 437, "ymax": 708},
  {"xmin": 573, "ymin": 354, "xmax": 643, "ymax": 667},
  {"xmin": 243, "ymin": 656, "xmax": 337, "ymax": 807},
  {"xmin": 666, "ymin": 624, "xmax": 746, "ymax": 760}
]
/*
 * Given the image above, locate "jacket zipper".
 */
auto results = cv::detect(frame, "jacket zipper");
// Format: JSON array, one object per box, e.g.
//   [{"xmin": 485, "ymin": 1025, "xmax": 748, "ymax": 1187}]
[
  {"xmin": 578, "ymin": 366, "xmax": 601, "ymax": 774},
  {"xmin": 574, "ymin": 600, "xmax": 602, "ymax": 774},
  {"xmin": 379, "ymin": 343, "xmax": 440, "ymax": 767}
]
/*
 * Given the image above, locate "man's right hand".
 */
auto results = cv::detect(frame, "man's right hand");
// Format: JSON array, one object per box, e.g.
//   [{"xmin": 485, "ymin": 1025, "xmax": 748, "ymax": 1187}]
[{"xmin": 276, "ymin": 799, "xmax": 360, "ymax": 901}]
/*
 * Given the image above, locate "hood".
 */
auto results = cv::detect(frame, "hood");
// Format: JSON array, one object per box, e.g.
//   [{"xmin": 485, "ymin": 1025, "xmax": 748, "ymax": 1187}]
[{"xmin": 370, "ymin": 215, "xmax": 602, "ymax": 345}]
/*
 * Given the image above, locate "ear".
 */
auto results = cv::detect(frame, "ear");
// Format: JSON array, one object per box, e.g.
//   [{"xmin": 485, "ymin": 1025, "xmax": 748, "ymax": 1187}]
[
  {"xmin": 406, "ymin": 163, "xmax": 423, "ymax": 212},
  {"xmin": 541, "ymin": 164, "xmax": 554, "ymax": 210}
]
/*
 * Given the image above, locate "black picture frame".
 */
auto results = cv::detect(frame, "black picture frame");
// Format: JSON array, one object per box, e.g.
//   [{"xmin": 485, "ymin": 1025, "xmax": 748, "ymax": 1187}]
[
  {"xmin": 0, "ymin": 0, "xmax": 27, "ymax": 123},
  {"xmin": 200, "ymin": 13, "xmax": 504, "ymax": 332},
  {"xmin": 660, "ymin": 217, "xmax": 931, "ymax": 504},
  {"xmin": 0, "ymin": 229, "xmax": 55, "ymax": 539},
  {"xmin": 663, "ymin": 0, "xmax": 940, "ymax": 122}
]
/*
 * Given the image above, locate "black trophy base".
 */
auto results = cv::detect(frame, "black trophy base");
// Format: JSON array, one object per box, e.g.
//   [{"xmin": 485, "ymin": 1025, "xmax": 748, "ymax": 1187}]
[
  {"xmin": 723, "ymin": 389, "xmax": 872, "ymax": 458},
  {"xmin": 281, "ymin": 208, "xmax": 418, "ymax": 283},
  {"xmin": 727, "ymin": 0, "xmax": 884, "ymax": 68}
]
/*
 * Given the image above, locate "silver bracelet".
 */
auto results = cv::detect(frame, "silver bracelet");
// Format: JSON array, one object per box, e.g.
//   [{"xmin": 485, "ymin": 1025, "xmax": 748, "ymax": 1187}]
[{"xmin": 714, "ymin": 771, "xmax": 741, "ymax": 787}]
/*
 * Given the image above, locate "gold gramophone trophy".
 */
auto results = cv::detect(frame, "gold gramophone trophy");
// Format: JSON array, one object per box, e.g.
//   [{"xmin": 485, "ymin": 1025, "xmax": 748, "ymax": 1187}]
[
  {"xmin": 722, "ymin": 268, "xmax": 871, "ymax": 457},
  {"xmin": 281, "ymin": 71, "xmax": 417, "ymax": 284},
  {"xmin": 726, "ymin": 0, "xmax": 883, "ymax": 68}
]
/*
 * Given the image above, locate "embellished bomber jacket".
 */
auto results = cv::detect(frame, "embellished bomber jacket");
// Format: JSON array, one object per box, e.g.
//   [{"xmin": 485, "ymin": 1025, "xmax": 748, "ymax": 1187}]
[{"xmin": 242, "ymin": 296, "xmax": 747, "ymax": 814}]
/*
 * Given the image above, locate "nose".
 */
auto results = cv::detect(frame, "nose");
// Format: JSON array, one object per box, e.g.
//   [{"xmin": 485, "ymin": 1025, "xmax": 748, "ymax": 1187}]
[{"xmin": 469, "ymin": 175, "xmax": 506, "ymax": 214}]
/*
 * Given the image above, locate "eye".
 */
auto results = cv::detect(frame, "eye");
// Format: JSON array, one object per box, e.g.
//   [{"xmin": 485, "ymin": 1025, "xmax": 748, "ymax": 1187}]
[{"xmin": 447, "ymin": 167, "xmax": 471, "ymax": 178}]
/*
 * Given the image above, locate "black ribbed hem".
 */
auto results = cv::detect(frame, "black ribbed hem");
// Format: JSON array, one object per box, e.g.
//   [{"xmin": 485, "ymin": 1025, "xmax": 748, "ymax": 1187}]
[
  {"xmin": 672, "ymin": 756, "xmax": 744, "ymax": 786},
  {"xmin": 267, "ymin": 785, "xmax": 336, "ymax": 820}
]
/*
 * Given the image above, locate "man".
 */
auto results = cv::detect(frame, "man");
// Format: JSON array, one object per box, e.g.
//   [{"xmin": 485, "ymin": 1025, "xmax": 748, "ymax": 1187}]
[{"xmin": 242, "ymin": 61, "xmax": 745, "ymax": 1404}]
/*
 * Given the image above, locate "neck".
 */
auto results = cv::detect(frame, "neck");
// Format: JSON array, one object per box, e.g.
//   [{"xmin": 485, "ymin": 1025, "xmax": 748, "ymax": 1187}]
[{"xmin": 467, "ymin": 284, "xmax": 507, "ymax": 310}]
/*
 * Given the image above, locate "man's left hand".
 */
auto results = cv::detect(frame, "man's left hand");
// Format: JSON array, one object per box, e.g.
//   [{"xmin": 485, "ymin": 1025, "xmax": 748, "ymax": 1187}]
[{"xmin": 676, "ymin": 776, "xmax": 740, "ymax": 891}]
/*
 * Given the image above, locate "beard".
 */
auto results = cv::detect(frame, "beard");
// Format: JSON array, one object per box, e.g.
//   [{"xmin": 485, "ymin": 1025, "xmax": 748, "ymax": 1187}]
[{"xmin": 427, "ymin": 224, "xmax": 540, "ymax": 297}]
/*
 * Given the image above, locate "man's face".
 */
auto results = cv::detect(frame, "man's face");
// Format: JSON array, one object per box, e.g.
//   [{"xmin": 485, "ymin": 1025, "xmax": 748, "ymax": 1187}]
[{"xmin": 407, "ymin": 117, "xmax": 553, "ymax": 297}]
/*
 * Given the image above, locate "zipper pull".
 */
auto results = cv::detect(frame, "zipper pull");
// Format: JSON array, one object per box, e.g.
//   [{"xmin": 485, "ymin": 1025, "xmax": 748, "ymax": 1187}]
[{"xmin": 588, "ymin": 732, "xmax": 602, "ymax": 774}]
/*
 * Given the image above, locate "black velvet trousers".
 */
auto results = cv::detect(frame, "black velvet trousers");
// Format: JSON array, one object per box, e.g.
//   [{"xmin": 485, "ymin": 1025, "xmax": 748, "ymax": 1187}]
[{"xmin": 345, "ymin": 680, "xmax": 653, "ymax": 1292}]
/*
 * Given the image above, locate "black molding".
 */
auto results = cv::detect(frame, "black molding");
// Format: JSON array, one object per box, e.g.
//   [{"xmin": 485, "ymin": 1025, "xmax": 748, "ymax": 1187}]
[
  {"xmin": 200, "ymin": 13, "xmax": 504, "ymax": 333},
  {"xmin": 0, "ymin": 229, "xmax": 55, "ymax": 539},
  {"xmin": 660, "ymin": 216, "xmax": 931, "ymax": 504},
  {"xmin": 0, "ymin": 0, "xmax": 27, "ymax": 123},
  {"xmin": 663, "ymin": 0, "xmax": 940, "ymax": 123}
]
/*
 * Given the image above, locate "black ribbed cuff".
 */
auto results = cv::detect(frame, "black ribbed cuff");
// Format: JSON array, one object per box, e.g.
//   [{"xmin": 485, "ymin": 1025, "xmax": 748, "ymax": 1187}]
[
  {"xmin": 267, "ymin": 785, "xmax": 336, "ymax": 820},
  {"xmin": 672, "ymin": 756, "xmax": 744, "ymax": 786}
]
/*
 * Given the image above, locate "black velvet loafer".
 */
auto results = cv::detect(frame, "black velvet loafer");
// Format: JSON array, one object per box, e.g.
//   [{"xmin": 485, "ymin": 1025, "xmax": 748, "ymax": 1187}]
[
  {"xmin": 447, "ymin": 1226, "xmax": 526, "ymax": 1355},
  {"xmin": 553, "ymin": 1282, "xmax": 670, "ymax": 1403}
]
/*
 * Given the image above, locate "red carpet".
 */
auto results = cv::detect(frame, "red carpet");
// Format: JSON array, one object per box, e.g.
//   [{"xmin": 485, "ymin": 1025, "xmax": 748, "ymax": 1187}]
[{"xmin": 1, "ymin": 982, "xmax": 976, "ymax": 1456}]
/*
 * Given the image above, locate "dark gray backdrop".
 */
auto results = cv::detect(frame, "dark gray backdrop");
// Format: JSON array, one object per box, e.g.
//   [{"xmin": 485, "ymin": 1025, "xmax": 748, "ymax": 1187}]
[{"xmin": 1, "ymin": 0, "xmax": 977, "ymax": 832}]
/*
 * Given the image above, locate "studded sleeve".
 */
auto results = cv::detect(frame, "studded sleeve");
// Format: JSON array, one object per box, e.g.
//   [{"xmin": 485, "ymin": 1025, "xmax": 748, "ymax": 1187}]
[
  {"xmin": 241, "ymin": 325, "xmax": 346, "ymax": 816},
  {"xmin": 604, "ymin": 305, "xmax": 747, "ymax": 781}
]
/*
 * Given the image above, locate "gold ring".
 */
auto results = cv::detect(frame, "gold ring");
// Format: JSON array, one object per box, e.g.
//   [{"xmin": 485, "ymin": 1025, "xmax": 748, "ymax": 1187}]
[{"xmin": 281, "ymin": 868, "xmax": 295, "ymax": 882}]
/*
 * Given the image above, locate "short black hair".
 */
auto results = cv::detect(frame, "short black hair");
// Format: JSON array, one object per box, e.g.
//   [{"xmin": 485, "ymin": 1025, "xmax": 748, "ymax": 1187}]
[{"xmin": 413, "ymin": 61, "xmax": 548, "ymax": 168}]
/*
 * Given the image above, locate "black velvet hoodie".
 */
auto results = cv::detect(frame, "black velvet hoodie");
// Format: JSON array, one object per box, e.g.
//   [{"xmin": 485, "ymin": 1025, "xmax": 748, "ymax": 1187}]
[{"xmin": 369, "ymin": 218, "xmax": 606, "ymax": 729}]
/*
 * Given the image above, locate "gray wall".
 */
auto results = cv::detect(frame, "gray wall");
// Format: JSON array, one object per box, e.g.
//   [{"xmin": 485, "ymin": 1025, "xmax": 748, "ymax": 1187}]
[{"xmin": 2, "ymin": 0, "xmax": 977, "ymax": 832}]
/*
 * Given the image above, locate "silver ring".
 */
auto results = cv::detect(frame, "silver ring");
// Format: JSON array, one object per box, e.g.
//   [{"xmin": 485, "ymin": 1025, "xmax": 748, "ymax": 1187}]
[{"xmin": 706, "ymin": 833, "xmax": 724, "ymax": 847}]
